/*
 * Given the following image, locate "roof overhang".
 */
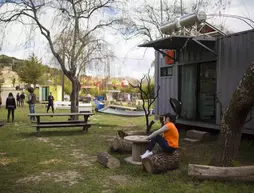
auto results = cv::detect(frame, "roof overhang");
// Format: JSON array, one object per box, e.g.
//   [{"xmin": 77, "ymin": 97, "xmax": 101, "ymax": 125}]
[{"xmin": 138, "ymin": 35, "xmax": 216, "ymax": 55}]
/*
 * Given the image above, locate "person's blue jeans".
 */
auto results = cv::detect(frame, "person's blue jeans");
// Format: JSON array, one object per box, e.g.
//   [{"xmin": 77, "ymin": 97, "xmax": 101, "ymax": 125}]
[
  {"xmin": 29, "ymin": 104, "xmax": 35, "ymax": 121},
  {"xmin": 148, "ymin": 135, "xmax": 176, "ymax": 153}
]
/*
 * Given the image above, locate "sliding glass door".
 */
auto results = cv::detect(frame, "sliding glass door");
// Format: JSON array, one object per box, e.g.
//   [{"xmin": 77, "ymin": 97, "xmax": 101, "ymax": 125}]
[
  {"xmin": 179, "ymin": 64, "xmax": 197, "ymax": 120},
  {"xmin": 198, "ymin": 62, "xmax": 216, "ymax": 122},
  {"xmin": 179, "ymin": 62, "xmax": 216, "ymax": 123}
]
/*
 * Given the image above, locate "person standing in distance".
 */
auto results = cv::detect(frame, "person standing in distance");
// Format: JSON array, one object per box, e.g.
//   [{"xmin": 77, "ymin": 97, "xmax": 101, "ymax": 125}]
[
  {"xmin": 20, "ymin": 92, "xmax": 25, "ymax": 107},
  {"xmin": 47, "ymin": 92, "xmax": 54, "ymax": 113},
  {"xmin": 28, "ymin": 87, "xmax": 36, "ymax": 121},
  {"xmin": 6, "ymin": 92, "xmax": 16, "ymax": 122},
  {"xmin": 16, "ymin": 93, "xmax": 20, "ymax": 107}
]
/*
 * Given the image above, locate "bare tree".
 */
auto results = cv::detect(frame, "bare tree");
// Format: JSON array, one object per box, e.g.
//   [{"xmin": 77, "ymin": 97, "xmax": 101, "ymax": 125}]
[
  {"xmin": 0, "ymin": 0, "xmax": 123, "ymax": 114},
  {"xmin": 120, "ymin": 0, "xmax": 219, "ymax": 42},
  {"xmin": 129, "ymin": 70, "xmax": 160, "ymax": 134}
]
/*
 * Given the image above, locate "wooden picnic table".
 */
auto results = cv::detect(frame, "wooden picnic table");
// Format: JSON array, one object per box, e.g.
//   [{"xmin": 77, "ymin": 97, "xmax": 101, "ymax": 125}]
[{"xmin": 28, "ymin": 112, "xmax": 94, "ymax": 135}]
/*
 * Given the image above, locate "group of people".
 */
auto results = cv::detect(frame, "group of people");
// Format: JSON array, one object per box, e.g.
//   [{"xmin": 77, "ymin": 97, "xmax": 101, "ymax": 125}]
[
  {"xmin": 16, "ymin": 92, "xmax": 26, "ymax": 107},
  {"xmin": 2, "ymin": 90, "xmax": 55, "ymax": 122}
]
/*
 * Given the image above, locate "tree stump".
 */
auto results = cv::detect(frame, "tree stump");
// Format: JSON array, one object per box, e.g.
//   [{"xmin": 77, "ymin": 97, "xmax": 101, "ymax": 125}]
[
  {"xmin": 142, "ymin": 149, "xmax": 181, "ymax": 174},
  {"xmin": 110, "ymin": 137, "xmax": 132, "ymax": 153},
  {"xmin": 97, "ymin": 152, "xmax": 120, "ymax": 169}
]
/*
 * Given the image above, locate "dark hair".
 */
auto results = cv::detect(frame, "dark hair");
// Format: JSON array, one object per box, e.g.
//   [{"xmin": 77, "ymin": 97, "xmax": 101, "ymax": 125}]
[
  {"xmin": 163, "ymin": 113, "xmax": 176, "ymax": 124},
  {"xmin": 27, "ymin": 87, "xmax": 34, "ymax": 93},
  {"xmin": 8, "ymin": 92, "xmax": 13, "ymax": 97}
]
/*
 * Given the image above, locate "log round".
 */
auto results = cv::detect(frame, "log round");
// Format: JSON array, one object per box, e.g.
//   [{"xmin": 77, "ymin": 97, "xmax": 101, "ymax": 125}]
[
  {"xmin": 97, "ymin": 152, "xmax": 120, "ymax": 169},
  {"xmin": 110, "ymin": 137, "xmax": 132, "ymax": 153},
  {"xmin": 142, "ymin": 149, "xmax": 181, "ymax": 174},
  {"xmin": 188, "ymin": 164, "xmax": 254, "ymax": 182}
]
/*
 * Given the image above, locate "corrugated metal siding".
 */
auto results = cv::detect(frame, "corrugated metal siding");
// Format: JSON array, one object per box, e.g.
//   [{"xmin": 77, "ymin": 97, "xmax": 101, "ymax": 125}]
[
  {"xmin": 217, "ymin": 30, "xmax": 254, "ymax": 130},
  {"xmin": 155, "ymin": 51, "xmax": 178, "ymax": 115},
  {"xmin": 179, "ymin": 44, "xmax": 216, "ymax": 64}
]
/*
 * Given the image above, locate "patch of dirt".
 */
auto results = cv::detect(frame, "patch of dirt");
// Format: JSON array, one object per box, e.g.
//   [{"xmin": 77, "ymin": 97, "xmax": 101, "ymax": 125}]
[
  {"xmin": 0, "ymin": 157, "xmax": 18, "ymax": 166},
  {"xmin": 37, "ymin": 137, "xmax": 50, "ymax": 143},
  {"xmin": 50, "ymin": 143, "xmax": 62, "ymax": 148},
  {"xmin": 39, "ymin": 159, "xmax": 63, "ymax": 165},
  {"xmin": 16, "ymin": 171, "xmax": 83, "ymax": 186},
  {"xmin": 101, "ymin": 190, "xmax": 114, "ymax": 193},
  {"xmin": 16, "ymin": 176, "xmax": 41, "ymax": 184},
  {"xmin": 69, "ymin": 149, "xmax": 96, "ymax": 166},
  {"xmin": 108, "ymin": 175, "xmax": 129, "ymax": 186},
  {"xmin": 70, "ymin": 149, "xmax": 84, "ymax": 159},
  {"xmin": 72, "ymin": 160, "xmax": 92, "ymax": 167}
]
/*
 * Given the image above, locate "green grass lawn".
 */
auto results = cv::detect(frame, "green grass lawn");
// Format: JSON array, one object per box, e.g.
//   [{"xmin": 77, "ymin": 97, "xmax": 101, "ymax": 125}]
[{"xmin": 0, "ymin": 105, "xmax": 254, "ymax": 193}]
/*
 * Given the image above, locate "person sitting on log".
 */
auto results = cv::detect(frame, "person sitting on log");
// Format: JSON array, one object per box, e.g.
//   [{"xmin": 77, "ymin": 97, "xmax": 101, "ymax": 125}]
[{"xmin": 141, "ymin": 113, "xmax": 179, "ymax": 159}]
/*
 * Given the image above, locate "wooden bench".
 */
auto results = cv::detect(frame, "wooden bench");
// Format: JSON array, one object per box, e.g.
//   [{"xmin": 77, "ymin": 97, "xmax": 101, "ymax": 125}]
[{"xmin": 28, "ymin": 112, "xmax": 94, "ymax": 135}]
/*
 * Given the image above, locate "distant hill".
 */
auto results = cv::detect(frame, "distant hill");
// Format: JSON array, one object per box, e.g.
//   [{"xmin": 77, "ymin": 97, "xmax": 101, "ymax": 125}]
[{"xmin": 0, "ymin": 55, "xmax": 25, "ymax": 70}]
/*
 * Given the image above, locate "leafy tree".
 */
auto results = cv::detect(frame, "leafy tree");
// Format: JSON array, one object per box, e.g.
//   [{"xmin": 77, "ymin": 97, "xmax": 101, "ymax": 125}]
[
  {"xmin": 0, "ymin": 68, "xmax": 4, "ymax": 89},
  {"xmin": 17, "ymin": 54, "xmax": 44, "ymax": 89}
]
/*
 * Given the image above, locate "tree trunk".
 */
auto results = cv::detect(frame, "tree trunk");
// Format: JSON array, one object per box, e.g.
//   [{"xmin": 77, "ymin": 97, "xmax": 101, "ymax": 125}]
[
  {"xmin": 210, "ymin": 62, "xmax": 254, "ymax": 167},
  {"xmin": 97, "ymin": 152, "xmax": 120, "ymax": 169},
  {"xmin": 142, "ymin": 150, "xmax": 181, "ymax": 174},
  {"xmin": 70, "ymin": 78, "xmax": 80, "ymax": 119},
  {"xmin": 110, "ymin": 137, "xmax": 132, "ymax": 153},
  {"xmin": 188, "ymin": 164, "xmax": 254, "ymax": 182}
]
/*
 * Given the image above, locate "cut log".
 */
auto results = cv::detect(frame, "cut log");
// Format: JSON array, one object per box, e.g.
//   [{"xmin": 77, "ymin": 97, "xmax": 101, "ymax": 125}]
[
  {"xmin": 186, "ymin": 130, "xmax": 210, "ymax": 141},
  {"xmin": 188, "ymin": 164, "xmax": 254, "ymax": 182},
  {"xmin": 110, "ymin": 137, "xmax": 132, "ymax": 153},
  {"xmin": 142, "ymin": 149, "xmax": 181, "ymax": 174},
  {"xmin": 97, "ymin": 152, "xmax": 120, "ymax": 169}
]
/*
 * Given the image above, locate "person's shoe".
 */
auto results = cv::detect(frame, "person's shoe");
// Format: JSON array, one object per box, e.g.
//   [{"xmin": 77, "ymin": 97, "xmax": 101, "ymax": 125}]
[{"xmin": 140, "ymin": 150, "xmax": 153, "ymax": 159}]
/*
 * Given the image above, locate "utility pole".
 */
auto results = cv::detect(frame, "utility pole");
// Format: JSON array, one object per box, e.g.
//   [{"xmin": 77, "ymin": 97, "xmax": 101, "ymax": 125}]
[
  {"xmin": 180, "ymin": 0, "xmax": 183, "ymax": 16},
  {"xmin": 62, "ymin": 50, "xmax": 65, "ymax": 101},
  {"xmin": 160, "ymin": 0, "xmax": 163, "ymax": 24}
]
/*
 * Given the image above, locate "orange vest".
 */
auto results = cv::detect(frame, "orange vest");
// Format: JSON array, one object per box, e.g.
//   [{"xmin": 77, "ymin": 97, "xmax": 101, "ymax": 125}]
[{"xmin": 162, "ymin": 122, "xmax": 179, "ymax": 148}]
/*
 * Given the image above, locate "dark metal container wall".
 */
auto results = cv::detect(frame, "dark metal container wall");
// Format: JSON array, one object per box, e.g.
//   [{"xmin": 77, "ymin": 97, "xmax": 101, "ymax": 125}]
[{"xmin": 216, "ymin": 29, "xmax": 254, "ymax": 130}]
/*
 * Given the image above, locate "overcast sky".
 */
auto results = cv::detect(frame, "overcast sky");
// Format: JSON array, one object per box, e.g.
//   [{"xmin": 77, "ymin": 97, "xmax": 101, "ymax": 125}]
[{"xmin": 0, "ymin": 0, "xmax": 254, "ymax": 79}]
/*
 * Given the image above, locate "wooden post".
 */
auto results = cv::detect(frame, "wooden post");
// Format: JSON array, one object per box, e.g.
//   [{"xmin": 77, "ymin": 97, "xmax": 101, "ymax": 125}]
[{"xmin": 36, "ymin": 116, "xmax": 40, "ymax": 135}]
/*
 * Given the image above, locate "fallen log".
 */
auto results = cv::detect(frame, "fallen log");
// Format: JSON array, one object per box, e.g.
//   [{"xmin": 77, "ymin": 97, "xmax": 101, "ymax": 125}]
[
  {"xmin": 97, "ymin": 152, "xmax": 120, "ymax": 169},
  {"xmin": 142, "ymin": 149, "xmax": 180, "ymax": 174},
  {"xmin": 188, "ymin": 164, "xmax": 254, "ymax": 182},
  {"xmin": 110, "ymin": 137, "xmax": 132, "ymax": 153}
]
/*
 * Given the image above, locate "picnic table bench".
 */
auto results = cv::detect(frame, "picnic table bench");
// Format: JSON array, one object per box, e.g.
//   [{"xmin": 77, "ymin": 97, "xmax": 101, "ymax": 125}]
[{"xmin": 28, "ymin": 112, "xmax": 94, "ymax": 135}]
